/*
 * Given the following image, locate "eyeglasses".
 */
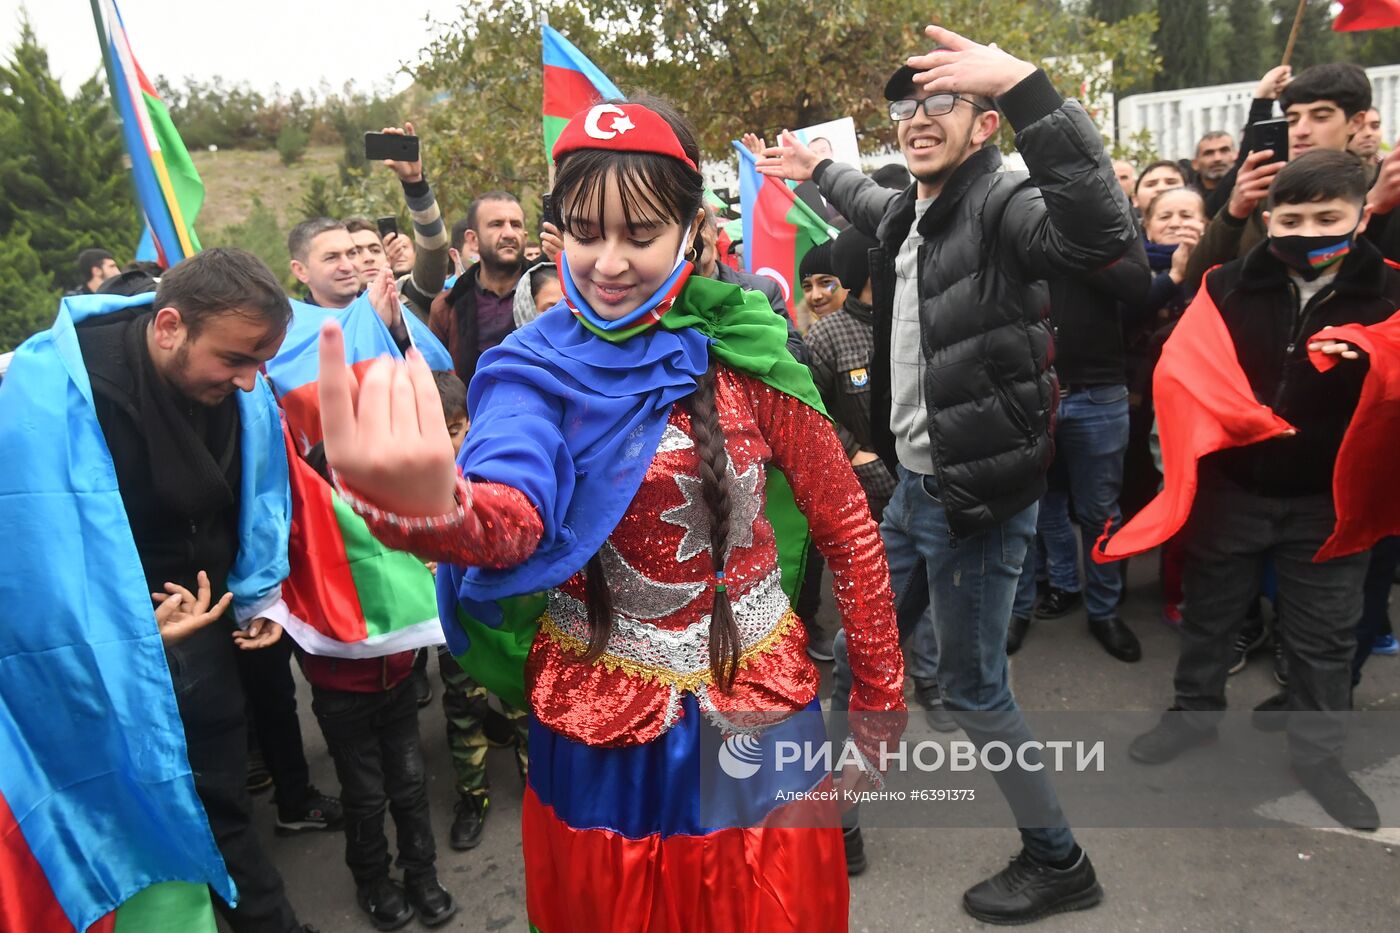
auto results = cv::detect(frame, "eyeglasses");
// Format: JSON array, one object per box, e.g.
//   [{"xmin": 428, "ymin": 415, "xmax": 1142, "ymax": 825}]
[{"xmin": 889, "ymin": 95, "xmax": 988, "ymax": 122}]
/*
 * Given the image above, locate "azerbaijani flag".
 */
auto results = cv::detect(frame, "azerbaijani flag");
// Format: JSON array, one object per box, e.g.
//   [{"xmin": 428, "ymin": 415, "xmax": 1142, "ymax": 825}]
[
  {"xmin": 102, "ymin": 0, "xmax": 203, "ymax": 267},
  {"xmin": 1334, "ymin": 0, "xmax": 1400, "ymax": 30},
  {"xmin": 263, "ymin": 297, "xmax": 454, "ymax": 658},
  {"xmin": 0, "ymin": 292, "xmax": 295, "ymax": 933},
  {"xmin": 732, "ymin": 142, "xmax": 837, "ymax": 305},
  {"xmin": 542, "ymin": 24, "xmax": 624, "ymax": 164}
]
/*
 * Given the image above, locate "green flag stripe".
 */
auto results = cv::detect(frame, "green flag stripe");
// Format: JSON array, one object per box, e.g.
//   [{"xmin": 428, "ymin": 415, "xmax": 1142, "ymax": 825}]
[
  {"xmin": 543, "ymin": 114, "xmax": 570, "ymax": 164},
  {"xmin": 113, "ymin": 882, "xmax": 216, "ymax": 933},
  {"xmin": 332, "ymin": 495, "xmax": 439, "ymax": 639},
  {"xmin": 141, "ymin": 91, "xmax": 204, "ymax": 251}
]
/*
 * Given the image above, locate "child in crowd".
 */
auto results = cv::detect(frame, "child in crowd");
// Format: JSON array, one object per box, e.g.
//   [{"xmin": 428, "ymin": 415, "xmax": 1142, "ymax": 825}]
[
  {"xmin": 427, "ymin": 369, "xmax": 530, "ymax": 852},
  {"xmin": 296, "ymin": 384, "xmax": 461, "ymax": 930},
  {"xmin": 1129, "ymin": 150, "xmax": 1400, "ymax": 832}
]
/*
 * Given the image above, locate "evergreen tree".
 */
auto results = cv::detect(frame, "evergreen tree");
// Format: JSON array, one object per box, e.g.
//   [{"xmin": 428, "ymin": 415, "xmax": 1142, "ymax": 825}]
[
  {"xmin": 1224, "ymin": 0, "xmax": 1268, "ymax": 83},
  {"xmin": 0, "ymin": 18, "xmax": 141, "ymax": 306},
  {"xmin": 0, "ymin": 226, "xmax": 57, "ymax": 352},
  {"xmin": 1155, "ymin": 0, "xmax": 1212, "ymax": 90}
]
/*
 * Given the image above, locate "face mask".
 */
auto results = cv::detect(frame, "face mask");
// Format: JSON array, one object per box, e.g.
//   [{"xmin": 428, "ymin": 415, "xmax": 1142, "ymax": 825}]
[
  {"xmin": 560, "ymin": 227, "xmax": 694, "ymax": 342},
  {"xmin": 1268, "ymin": 226, "xmax": 1357, "ymax": 280}
]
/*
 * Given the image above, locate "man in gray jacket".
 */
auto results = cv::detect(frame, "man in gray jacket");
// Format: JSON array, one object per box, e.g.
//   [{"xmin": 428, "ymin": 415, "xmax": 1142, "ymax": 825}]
[{"xmin": 760, "ymin": 25, "xmax": 1139, "ymax": 923}]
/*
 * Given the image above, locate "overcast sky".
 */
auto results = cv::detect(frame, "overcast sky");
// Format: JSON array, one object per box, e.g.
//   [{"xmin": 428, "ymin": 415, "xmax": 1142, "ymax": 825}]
[{"xmin": 1, "ymin": 0, "xmax": 448, "ymax": 96}]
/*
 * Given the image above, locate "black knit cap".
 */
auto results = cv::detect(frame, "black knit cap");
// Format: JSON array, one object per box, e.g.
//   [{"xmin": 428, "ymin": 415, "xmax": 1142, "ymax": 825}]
[
  {"xmin": 884, "ymin": 65, "xmax": 920, "ymax": 101},
  {"xmin": 830, "ymin": 226, "xmax": 879, "ymax": 295},
  {"xmin": 799, "ymin": 241, "xmax": 836, "ymax": 280}
]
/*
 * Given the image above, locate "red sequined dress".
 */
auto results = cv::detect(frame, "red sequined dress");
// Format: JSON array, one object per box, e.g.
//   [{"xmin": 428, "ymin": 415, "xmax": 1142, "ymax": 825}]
[{"xmin": 368, "ymin": 365, "xmax": 905, "ymax": 932}]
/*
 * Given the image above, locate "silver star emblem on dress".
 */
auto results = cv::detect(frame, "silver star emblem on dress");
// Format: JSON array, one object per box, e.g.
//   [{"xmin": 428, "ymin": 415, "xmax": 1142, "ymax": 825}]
[
  {"xmin": 659, "ymin": 462, "xmax": 763, "ymax": 564},
  {"xmin": 598, "ymin": 542, "xmax": 705, "ymax": 620}
]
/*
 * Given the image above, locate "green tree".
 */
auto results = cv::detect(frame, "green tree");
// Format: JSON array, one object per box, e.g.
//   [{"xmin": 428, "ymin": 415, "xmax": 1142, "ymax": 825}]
[
  {"xmin": 204, "ymin": 197, "xmax": 300, "ymax": 293},
  {"xmin": 1222, "ymin": 0, "xmax": 1268, "ymax": 83},
  {"xmin": 1155, "ymin": 0, "xmax": 1211, "ymax": 90},
  {"xmin": 0, "ymin": 227, "xmax": 58, "ymax": 352},
  {"xmin": 413, "ymin": 0, "xmax": 1159, "ymax": 224},
  {"xmin": 0, "ymin": 19, "xmax": 141, "ymax": 347},
  {"xmin": 277, "ymin": 123, "xmax": 310, "ymax": 166}
]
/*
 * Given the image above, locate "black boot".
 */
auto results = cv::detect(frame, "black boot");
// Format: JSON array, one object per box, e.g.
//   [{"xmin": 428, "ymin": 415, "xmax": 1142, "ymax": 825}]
[
  {"xmin": 1128, "ymin": 708, "xmax": 1217, "ymax": 764},
  {"xmin": 405, "ymin": 875, "xmax": 458, "ymax": 928},
  {"xmin": 962, "ymin": 848, "xmax": 1103, "ymax": 924},
  {"xmin": 1294, "ymin": 758, "xmax": 1380, "ymax": 831},
  {"xmin": 1006, "ymin": 615, "xmax": 1031, "ymax": 655},
  {"xmin": 356, "ymin": 877, "xmax": 413, "ymax": 931},
  {"xmin": 843, "ymin": 826, "xmax": 867, "ymax": 876},
  {"xmin": 450, "ymin": 793, "xmax": 488, "ymax": 850},
  {"xmin": 1088, "ymin": 616, "xmax": 1142, "ymax": 662},
  {"xmin": 1251, "ymin": 691, "xmax": 1289, "ymax": 733}
]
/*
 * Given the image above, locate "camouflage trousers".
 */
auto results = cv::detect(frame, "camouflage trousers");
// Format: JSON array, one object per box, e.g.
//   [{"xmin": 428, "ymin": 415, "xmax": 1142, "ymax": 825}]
[{"xmin": 435, "ymin": 646, "xmax": 528, "ymax": 799}]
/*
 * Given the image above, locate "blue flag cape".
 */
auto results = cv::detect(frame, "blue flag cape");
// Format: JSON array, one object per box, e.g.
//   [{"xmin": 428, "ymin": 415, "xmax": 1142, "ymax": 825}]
[{"xmin": 0, "ymin": 293, "xmax": 290, "ymax": 929}]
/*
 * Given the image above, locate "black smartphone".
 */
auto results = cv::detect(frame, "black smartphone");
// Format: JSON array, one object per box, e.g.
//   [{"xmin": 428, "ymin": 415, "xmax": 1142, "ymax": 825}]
[
  {"xmin": 1249, "ymin": 118, "xmax": 1289, "ymax": 164},
  {"xmin": 363, "ymin": 132, "xmax": 419, "ymax": 163},
  {"xmin": 541, "ymin": 194, "xmax": 556, "ymax": 228},
  {"xmin": 376, "ymin": 216, "xmax": 399, "ymax": 240}
]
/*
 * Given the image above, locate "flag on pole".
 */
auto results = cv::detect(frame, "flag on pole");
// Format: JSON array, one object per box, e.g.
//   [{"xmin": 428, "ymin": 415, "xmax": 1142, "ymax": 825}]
[
  {"xmin": 102, "ymin": 0, "xmax": 204, "ymax": 267},
  {"xmin": 262, "ymin": 298, "xmax": 453, "ymax": 659},
  {"xmin": 731, "ymin": 142, "xmax": 837, "ymax": 305},
  {"xmin": 542, "ymin": 24, "xmax": 624, "ymax": 164},
  {"xmin": 1334, "ymin": 0, "xmax": 1400, "ymax": 30}
]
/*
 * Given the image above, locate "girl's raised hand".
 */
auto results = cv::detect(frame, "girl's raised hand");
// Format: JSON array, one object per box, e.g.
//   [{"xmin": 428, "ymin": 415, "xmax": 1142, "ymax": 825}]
[{"xmin": 317, "ymin": 319, "xmax": 459, "ymax": 517}]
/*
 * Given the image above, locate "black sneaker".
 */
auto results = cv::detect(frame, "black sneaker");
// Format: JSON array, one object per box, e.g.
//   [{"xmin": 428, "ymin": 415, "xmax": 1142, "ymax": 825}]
[
  {"xmin": 1228, "ymin": 621, "xmax": 1268, "ymax": 675},
  {"xmin": 1006, "ymin": 615, "xmax": 1031, "ymax": 655},
  {"xmin": 1272, "ymin": 637, "xmax": 1289, "ymax": 687},
  {"xmin": 246, "ymin": 751, "xmax": 273, "ymax": 796},
  {"xmin": 1251, "ymin": 691, "xmax": 1289, "ymax": 733},
  {"xmin": 843, "ymin": 826, "xmax": 867, "ymax": 876},
  {"xmin": 1128, "ymin": 708, "xmax": 1217, "ymax": 764},
  {"xmin": 1294, "ymin": 758, "xmax": 1380, "ymax": 831},
  {"xmin": 405, "ymin": 875, "xmax": 458, "ymax": 928},
  {"xmin": 962, "ymin": 848, "xmax": 1103, "ymax": 925},
  {"xmin": 1035, "ymin": 587, "xmax": 1082, "ymax": 620},
  {"xmin": 275, "ymin": 786, "xmax": 343, "ymax": 835},
  {"xmin": 356, "ymin": 877, "xmax": 413, "ymax": 931},
  {"xmin": 913, "ymin": 679, "xmax": 957, "ymax": 733},
  {"xmin": 450, "ymin": 794, "xmax": 488, "ymax": 850}
]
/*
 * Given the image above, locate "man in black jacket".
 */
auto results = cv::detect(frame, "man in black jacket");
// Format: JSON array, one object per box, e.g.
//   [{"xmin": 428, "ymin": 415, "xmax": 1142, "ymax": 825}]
[{"xmin": 761, "ymin": 25, "xmax": 1138, "ymax": 923}]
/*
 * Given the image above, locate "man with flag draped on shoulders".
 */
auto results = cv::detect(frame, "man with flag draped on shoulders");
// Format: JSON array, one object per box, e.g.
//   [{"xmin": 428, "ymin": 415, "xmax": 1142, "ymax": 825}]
[
  {"xmin": 0, "ymin": 248, "xmax": 310, "ymax": 933},
  {"xmin": 1099, "ymin": 151, "xmax": 1400, "ymax": 832}
]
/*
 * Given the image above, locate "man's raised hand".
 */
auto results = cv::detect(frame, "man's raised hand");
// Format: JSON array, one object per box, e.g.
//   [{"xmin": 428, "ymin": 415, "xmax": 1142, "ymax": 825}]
[
  {"xmin": 380, "ymin": 121, "xmax": 424, "ymax": 184},
  {"xmin": 317, "ymin": 320, "xmax": 458, "ymax": 518},
  {"xmin": 756, "ymin": 131, "xmax": 820, "ymax": 183},
  {"xmin": 906, "ymin": 25, "xmax": 1035, "ymax": 98}
]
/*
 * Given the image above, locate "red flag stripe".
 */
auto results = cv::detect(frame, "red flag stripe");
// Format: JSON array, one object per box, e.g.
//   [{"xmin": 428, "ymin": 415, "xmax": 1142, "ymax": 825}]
[{"xmin": 543, "ymin": 64, "xmax": 608, "ymax": 120}]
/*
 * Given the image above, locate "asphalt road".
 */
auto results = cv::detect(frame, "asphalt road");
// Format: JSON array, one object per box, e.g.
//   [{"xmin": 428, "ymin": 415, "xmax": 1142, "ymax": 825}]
[{"xmin": 252, "ymin": 557, "xmax": 1400, "ymax": 933}]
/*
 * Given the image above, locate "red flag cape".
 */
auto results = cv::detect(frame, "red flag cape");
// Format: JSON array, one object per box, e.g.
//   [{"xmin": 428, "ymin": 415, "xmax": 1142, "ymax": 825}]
[
  {"xmin": 1094, "ymin": 283, "xmax": 1400, "ymax": 564},
  {"xmin": 1334, "ymin": 0, "xmax": 1400, "ymax": 31}
]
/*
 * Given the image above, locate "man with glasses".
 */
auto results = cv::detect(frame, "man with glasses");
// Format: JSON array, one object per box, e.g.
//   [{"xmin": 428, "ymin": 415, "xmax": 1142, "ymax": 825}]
[{"xmin": 759, "ymin": 25, "xmax": 1137, "ymax": 923}]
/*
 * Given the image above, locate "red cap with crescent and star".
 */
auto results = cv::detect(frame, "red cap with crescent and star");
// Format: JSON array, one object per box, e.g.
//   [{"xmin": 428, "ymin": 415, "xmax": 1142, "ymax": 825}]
[{"xmin": 551, "ymin": 103, "xmax": 699, "ymax": 172}]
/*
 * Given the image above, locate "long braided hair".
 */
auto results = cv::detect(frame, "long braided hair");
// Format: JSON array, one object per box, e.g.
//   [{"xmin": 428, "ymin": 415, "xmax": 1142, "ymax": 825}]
[{"xmin": 556, "ymin": 97, "xmax": 740, "ymax": 689}]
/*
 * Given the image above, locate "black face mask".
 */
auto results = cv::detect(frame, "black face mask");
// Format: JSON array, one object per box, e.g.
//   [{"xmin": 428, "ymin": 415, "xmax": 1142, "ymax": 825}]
[{"xmin": 1268, "ymin": 226, "xmax": 1357, "ymax": 281}]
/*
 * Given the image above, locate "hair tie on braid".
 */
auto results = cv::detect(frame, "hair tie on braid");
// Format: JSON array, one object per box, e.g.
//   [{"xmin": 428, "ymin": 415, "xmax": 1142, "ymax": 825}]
[{"xmin": 715, "ymin": 570, "xmax": 727, "ymax": 594}]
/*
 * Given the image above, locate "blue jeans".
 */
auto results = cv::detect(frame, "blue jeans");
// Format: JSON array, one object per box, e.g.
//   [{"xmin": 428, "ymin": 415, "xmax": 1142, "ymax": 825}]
[
  {"xmin": 1054, "ymin": 385, "xmax": 1130, "ymax": 620},
  {"xmin": 833, "ymin": 466, "xmax": 1077, "ymax": 861},
  {"xmin": 1013, "ymin": 491, "xmax": 1079, "ymax": 619}
]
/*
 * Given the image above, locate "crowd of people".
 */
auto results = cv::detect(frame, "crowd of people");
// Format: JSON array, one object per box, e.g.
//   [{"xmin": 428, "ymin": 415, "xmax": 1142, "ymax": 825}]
[{"xmin": 3, "ymin": 20, "xmax": 1399, "ymax": 933}]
